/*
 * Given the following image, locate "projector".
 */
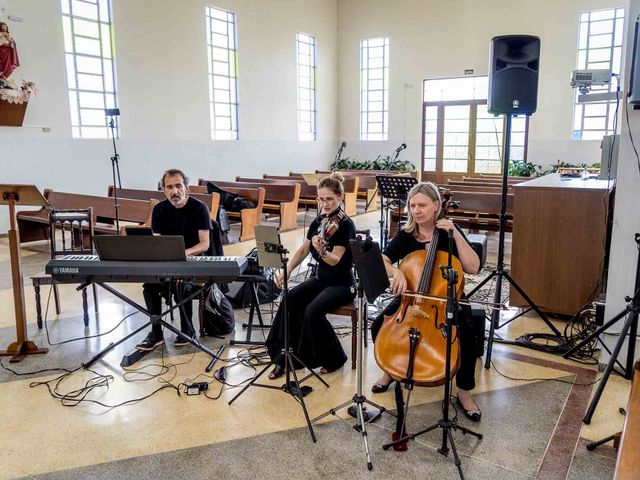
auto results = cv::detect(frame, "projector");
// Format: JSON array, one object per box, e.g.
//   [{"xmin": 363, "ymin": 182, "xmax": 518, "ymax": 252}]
[{"xmin": 571, "ymin": 69, "xmax": 612, "ymax": 94}]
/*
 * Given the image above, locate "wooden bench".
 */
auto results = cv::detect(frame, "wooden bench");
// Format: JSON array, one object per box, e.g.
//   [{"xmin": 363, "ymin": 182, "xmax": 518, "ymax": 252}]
[
  {"xmin": 197, "ymin": 180, "xmax": 265, "ymax": 241},
  {"xmin": 261, "ymin": 175, "xmax": 319, "ymax": 211},
  {"xmin": 17, "ymin": 190, "xmax": 154, "ymax": 244},
  {"xmin": 445, "ymin": 190, "xmax": 514, "ymax": 232},
  {"xmin": 107, "ymin": 186, "xmax": 220, "ymax": 222},
  {"xmin": 462, "ymin": 175, "xmax": 527, "ymax": 185},
  {"xmin": 447, "ymin": 179, "xmax": 506, "ymax": 188},
  {"xmin": 313, "ymin": 170, "xmax": 379, "ymax": 212},
  {"xmin": 265, "ymin": 174, "xmax": 359, "ymax": 217},
  {"xmin": 208, "ymin": 179, "xmax": 301, "ymax": 232}
]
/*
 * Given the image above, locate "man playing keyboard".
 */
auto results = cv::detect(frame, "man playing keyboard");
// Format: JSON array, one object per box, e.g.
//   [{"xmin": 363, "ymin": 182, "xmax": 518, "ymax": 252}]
[{"xmin": 136, "ymin": 168, "xmax": 212, "ymax": 351}]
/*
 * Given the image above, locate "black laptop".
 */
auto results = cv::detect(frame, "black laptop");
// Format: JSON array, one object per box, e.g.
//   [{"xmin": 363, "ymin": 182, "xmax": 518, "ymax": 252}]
[{"xmin": 94, "ymin": 235, "xmax": 186, "ymax": 261}]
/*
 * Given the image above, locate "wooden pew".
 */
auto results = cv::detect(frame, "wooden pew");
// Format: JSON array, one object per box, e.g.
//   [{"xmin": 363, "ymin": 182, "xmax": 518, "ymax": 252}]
[
  {"xmin": 202, "ymin": 179, "xmax": 300, "ymax": 232},
  {"xmin": 463, "ymin": 176, "xmax": 527, "ymax": 185},
  {"xmin": 436, "ymin": 183, "xmax": 512, "ymax": 194},
  {"xmin": 448, "ymin": 179, "xmax": 505, "ymax": 188},
  {"xmin": 445, "ymin": 190, "xmax": 514, "ymax": 232},
  {"xmin": 17, "ymin": 190, "xmax": 154, "ymax": 243},
  {"xmin": 197, "ymin": 180, "xmax": 265, "ymax": 241},
  {"xmin": 266, "ymin": 174, "xmax": 359, "ymax": 217},
  {"xmin": 312, "ymin": 170, "xmax": 379, "ymax": 212},
  {"xmin": 107, "ymin": 186, "xmax": 220, "ymax": 222},
  {"xmin": 615, "ymin": 361, "xmax": 640, "ymax": 479},
  {"xmin": 236, "ymin": 177, "xmax": 319, "ymax": 212}
]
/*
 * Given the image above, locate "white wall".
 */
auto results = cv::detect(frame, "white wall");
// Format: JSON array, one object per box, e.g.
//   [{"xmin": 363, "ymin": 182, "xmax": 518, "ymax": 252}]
[
  {"xmin": 336, "ymin": 0, "xmax": 627, "ymax": 171},
  {"xmin": 602, "ymin": 0, "xmax": 640, "ymax": 365},
  {"xmin": 0, "ymin": 0, "xmax": 339, "ymax": 232}
]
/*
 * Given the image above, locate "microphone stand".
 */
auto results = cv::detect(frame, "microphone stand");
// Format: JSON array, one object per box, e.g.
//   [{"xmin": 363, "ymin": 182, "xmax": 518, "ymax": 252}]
[
  {"xmin": 107, "ymin": 113, "xmax": 122, "ymax": 234},
  {"xmin": 370, "ymin": 144, "xmax": 407, "ymax": 246}
]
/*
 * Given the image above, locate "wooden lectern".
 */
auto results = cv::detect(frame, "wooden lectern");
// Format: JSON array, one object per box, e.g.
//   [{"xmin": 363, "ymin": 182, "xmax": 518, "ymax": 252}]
[{"xmin": 0, "ymin": 185, "xmax": 49, "ymax": 362}]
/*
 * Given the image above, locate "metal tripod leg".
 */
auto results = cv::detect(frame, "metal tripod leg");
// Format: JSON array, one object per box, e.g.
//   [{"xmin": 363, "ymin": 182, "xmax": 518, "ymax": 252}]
[{"xmin": 583, "ymin": 309, "xmax": 636, "ymax": 424}]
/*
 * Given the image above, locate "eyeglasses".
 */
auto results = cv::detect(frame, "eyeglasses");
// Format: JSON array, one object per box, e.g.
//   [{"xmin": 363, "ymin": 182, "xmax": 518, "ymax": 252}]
[{"xmin": 317, "ymin": 196, "xmax": 338, "ymax": 204}]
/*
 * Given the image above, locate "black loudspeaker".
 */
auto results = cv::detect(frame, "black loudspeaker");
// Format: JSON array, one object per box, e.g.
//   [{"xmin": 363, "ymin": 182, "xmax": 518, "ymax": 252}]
[
  {"xmin": 628, "ymin": 15, "xmax": 640, "ymax": 105},
  {"xmin": 488, "ymin": 35, "xmax": 540, "ymax": 115}
]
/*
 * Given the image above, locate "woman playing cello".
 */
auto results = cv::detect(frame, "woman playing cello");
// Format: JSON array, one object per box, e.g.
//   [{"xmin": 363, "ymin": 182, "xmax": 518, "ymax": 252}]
[{"xmin": 370, "ymin": 182, "xmax": 483, "ymax": 421}]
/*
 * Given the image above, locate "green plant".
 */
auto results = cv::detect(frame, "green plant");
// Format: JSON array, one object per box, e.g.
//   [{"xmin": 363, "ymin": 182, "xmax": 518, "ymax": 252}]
[
  {"xmin": 329, "ymin": 154, "xmax": 416, "ymax": 172},
  {"xmin": 548, "ymin": 160, "xmax": 597, "ymax": 173},
  {"xmin": 508, "ymin": 160, "xmax": 542, "ymax": 177}
]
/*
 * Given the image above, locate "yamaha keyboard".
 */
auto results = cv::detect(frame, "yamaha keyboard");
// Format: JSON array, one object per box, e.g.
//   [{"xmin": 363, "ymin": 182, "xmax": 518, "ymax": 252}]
[{"xmin": 46, "ymin": 255, "xmax": 248, "ymax": 283}]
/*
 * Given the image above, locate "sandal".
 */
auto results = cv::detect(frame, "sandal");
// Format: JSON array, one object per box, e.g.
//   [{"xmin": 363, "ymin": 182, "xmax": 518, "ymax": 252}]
[
  {"xmin": 320, "ymin": 366, "xmax": 340, "ymax": 374},
  {"xmin": 268, "ymin": 364, "xmax": 285, "ymax": 380},
  {"xmin": 456, "ymin": 396, "xmax": 481, "ymax": 422}
]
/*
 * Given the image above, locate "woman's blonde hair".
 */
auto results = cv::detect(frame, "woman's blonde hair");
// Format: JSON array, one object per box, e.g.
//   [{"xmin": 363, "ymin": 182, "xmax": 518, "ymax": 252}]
[
  {"xmin": 318, "ymin": 171, "xmax": 345, "ymax": 196},
  {"xmin": 402, "ymin": 182, "xmax": 442, "ymax": 236}
]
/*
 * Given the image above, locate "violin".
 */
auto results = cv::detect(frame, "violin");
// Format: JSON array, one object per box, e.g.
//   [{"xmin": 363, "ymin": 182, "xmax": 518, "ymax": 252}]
[
  {"xmin": 373, "ymin": 202, "xmax": 463, "ymax": 388},
  {"xmin": 317, "ymin": 208, "xmax": 345, "ymax": 256}
]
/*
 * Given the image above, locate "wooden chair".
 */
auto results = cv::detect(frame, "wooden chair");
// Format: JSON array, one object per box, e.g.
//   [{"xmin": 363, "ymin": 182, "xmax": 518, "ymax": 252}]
[{"xmin": 31, "ymin": 209, "xmax": 98, "ymax": 328}]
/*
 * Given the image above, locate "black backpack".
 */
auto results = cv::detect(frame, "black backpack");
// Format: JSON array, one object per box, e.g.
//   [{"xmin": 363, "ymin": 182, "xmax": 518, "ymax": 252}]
[{"xmin": 201, "ymin": 284, "xmax": 235, "ymax": 336}]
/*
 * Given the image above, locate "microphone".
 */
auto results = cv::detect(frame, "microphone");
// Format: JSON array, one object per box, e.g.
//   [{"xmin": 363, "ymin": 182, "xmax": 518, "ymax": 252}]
[
  {"xmin": 341, "ymin": 141, "xmax": 347, "ymax": 148},
  {"xmin": 395, "ymin": 143, "xmax": 407, "ymax": 153}
]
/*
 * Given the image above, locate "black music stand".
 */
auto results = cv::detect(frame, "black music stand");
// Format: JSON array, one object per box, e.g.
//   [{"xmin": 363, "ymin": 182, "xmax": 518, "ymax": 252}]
[
  {"xmin": 383, "ymin": 229, "xmax": 482, "ymax": 480},
  {"xmin": 228, "ymin": 225, "xmax": 328, "ymax": 442},
  {"xmin": 375, "ymin": 175, "xmax": 418, "ymax": 248},
  {"xmin": 312, "ymin": 236, "xmax": 393, "ymax": 470}
]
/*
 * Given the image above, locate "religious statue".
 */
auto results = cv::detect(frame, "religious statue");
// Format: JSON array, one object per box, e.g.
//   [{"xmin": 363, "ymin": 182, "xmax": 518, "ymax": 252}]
[{"xmin": 0, "ymin": 21, "xmax": 20, "ymax": 79}]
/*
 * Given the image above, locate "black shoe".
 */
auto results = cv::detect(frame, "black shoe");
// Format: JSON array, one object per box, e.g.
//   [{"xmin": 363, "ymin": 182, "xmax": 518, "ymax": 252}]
[
  {"xmin": 347, "ymin": 405, "xmax": 381, "ymax": 423},
  {"xmin": 457, "ymin": 397, "xmax": 482, "ymax": 422},
  {"xmin": 135, "ymin": 331, "xmax": 164, "ymax": 351},
  {"xmin": 371, "ymin": 379, "xmax": 394, "ymax": 394},
  {"xmin": 174, "ymin": 334, "xmax": 191, "ymax": 347}
]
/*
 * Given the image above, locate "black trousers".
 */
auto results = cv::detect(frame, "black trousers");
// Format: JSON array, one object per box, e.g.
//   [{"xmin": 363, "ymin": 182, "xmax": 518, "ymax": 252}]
[
  {"xmin": 143, "ymin": 281, "xmax": 196, "ymax": 336},
  {"xmin": 370, "ymin": 296, "xmax": 478, "ymax": 391},
  {"xmin": 266, "ymin": 277, "xmax": 356, "ymax": 371}
]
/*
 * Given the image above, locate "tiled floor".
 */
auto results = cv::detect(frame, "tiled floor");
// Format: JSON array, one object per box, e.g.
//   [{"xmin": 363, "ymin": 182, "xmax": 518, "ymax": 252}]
[{"xmin": 0, "ymin": 208, "xmax": 629, "ymax": 480}]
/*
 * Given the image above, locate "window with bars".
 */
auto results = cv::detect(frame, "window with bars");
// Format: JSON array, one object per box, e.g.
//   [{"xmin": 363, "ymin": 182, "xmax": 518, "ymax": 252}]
[
  {"xmin": 296, "ymin": 33, "xmax": 317, "ymax": 141},
  {"xmin": 206, "ymin": 6, "xmax": 239, "ymax": 140},
  {"xmin": 61, "ymin": 0, "xmax": 119, "ymax": 139},
  {"xmin": 422, "ymin": 76, "xmax": 528, "ymax": 175},
  {"xmin": 572, "ymin": 7, "xmax": 625, "ymax": 141},
  {"xmin": 360, "ymin": 37, "xmax": 389, "ymax": 141}
]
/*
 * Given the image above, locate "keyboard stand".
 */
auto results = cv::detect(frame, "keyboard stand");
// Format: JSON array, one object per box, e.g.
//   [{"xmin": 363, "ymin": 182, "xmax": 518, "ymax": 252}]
[{"xmin": 81, "ymin": 281, "xmax": 224, "ymax": 370}]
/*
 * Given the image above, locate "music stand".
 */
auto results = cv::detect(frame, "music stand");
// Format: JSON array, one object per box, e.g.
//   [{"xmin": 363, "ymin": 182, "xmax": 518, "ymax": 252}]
[
  {"xmin": 228, "ymin": 224, "xmax": 328, "ymax": 442},
  {"xmin": 312, "ymin": 236, "xmax": 394, "ymax": 470},
  {"xmin": 375, "ymin": 175, "xmax": 418, "ymax": 247},
  {"xmin": 0, "ymin": 185, "xmax": 49, "ymax": 362}
]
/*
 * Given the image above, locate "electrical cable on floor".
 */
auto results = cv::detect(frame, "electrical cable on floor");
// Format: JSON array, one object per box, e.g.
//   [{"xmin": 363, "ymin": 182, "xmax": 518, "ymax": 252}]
[{"xmin": 489, "ymin": 359, "xmax": 602, "ymax": 387}]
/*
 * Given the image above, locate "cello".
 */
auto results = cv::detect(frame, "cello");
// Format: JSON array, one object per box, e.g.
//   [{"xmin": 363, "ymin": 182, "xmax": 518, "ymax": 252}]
[{"xmin": 373, "ymin": 205, "xmax": 464, "ymax": 387}]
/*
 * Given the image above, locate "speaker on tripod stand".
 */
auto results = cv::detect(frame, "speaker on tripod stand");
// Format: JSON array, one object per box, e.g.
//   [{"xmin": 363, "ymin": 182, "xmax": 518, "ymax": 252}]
[{"xmin": 469, "ymin": 35, "xmax": 564, "ymax": 369}]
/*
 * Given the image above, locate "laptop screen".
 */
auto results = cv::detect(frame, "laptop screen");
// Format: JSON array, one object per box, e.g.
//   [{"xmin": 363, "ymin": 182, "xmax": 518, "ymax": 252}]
[{"xmin": 94, "ymin": 235, "xmax": 186, "ymax": 261}]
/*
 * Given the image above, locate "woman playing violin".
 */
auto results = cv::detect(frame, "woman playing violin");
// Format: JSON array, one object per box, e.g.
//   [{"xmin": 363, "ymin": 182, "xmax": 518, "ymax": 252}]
[
  {"xmin": 370, "ymin": 182, "xmax": 483, "ymax": 421},
  {"xmin": 266, "ymin": 172, "xmax": 356, "ymax": 379}
]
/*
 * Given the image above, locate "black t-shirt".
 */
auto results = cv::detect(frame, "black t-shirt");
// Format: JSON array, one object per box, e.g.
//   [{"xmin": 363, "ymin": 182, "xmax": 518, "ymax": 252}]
[
  {"xmin": 383, "ymin": 225, "xmax": 469, "ymax": 264},
  {"xmin": 151, "ymin": 197, "xmax": 212, "ymax": 250},
  {"xmin": 306, "ymin": 210, "xmax": 356, "ymax": 286}
]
